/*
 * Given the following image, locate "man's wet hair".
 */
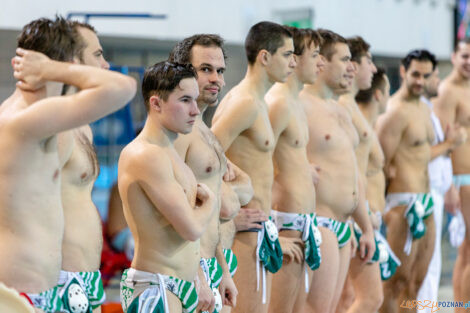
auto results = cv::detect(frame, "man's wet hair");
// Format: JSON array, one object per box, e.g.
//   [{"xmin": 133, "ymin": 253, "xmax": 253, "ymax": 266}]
[
  {"xmin": 356, "ymin": 68, "xmax": 387, "ymax": 104},
  {"xmin": 68, "ymin": 20, "xmax": 98, "ymax": 63},
  {"xmin": 454, "ymin": 37, "xmax": 470, "ymax": 52},
  {"xmin": 347, "ymin": 36, "xmax": 371, "ymax": 63},
  {"xmin": 317, "ymin": 29, "xmax": 348, "ymax": 61},
  {"xmin": 401, "ymin": 49, "xmax": 437, "ymax": 71},
  {"xmin": 245, "ymin": 21, "xmax": 292, "ymax": 65},
  {"xmin": 17, "ymin": 16, "xmax": 76, "ymax": 62},
  {"xmin": 283, "ymin": 26, "xmax": 323, "ymax": 56},
  {"xmin": 168, "ymin": 34, "xmax": 227, "ymax": 64},
  {"xmin": 142, "ymin": 61, "xmax": 197, "ymax": 111}
]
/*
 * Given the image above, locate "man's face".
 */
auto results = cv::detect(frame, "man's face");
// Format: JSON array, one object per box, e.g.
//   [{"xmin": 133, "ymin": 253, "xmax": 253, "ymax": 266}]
[
  {"xmin": 354, "ymin": 53, "xmax": 377, "ymax": 90},
  {"xmin": 378, "ymin": 75, "xmax": 390, "ymax": 114},
  {"xmin": 159, "ymin": 77, "xmax": 200, "ymax": 134},
  {"xmin": 190, "ymin": 45, "xmax": 226, "ymax": 107},
  {"xmin": 296, "ymin": 41, "xmax": 324, "ymax": 85},
  {"xmin": 322, "ymin": 43, "xmax": 355, "ymax": 92},
  {"xmin": 77, "ymin": 27, "xmax": 109, "ymax": 69},
  {"xmin": 452, "ymin": 43, "xmax": 470, "ymax": 79},
  {"xmin": 266, "ymin": 37, "xmax": 296, "ymax": 83},
  {"xmin": 424, "ymin": 68, "xmax": 440, "ymax": 98},
  {"xmin": 402, "ymin": 60, "xmax": 433, "ymax": 98}
]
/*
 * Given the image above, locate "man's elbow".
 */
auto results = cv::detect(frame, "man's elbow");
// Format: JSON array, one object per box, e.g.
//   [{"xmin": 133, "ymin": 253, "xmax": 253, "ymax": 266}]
[{"xmin": 179, "ymin": 224, "xmax": 205, "ymax": 241}]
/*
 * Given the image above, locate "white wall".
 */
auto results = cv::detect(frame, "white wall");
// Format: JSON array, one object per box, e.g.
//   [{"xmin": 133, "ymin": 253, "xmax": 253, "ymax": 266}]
[{"xmin": 0, "ymin": 0, "xmax": 455, "ymax": 58}]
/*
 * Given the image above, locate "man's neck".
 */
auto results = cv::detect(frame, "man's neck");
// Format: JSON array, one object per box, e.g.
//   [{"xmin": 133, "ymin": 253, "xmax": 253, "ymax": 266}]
[
  {"xmin": 305, "ymin": 78, "xmax": 336, "ymax": 101},
  {"xmin": 358, "ymin": 100, "xmax": 379, "ymax": 126},
  {"xmin": 397, "ymin": 86, "xmax": 420, "ymax": 104},
  {"xmin": 143, "ymin": 115, "xmax": 178, "ymax": 146},
  {"xmin": 450, "ymin": 69, "xmax": 470, "ymax": 87},
  {"xmin": 285, "ymin": 73, "xmax": 303, "ymax": 97},
  {"xmin": 244, "ymin": 65, "xmax": 275, "ymax": 98}
]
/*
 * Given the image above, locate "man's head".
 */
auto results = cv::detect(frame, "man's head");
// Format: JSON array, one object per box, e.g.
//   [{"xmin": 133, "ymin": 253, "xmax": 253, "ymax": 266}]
[
  {"xmin": 347, "ymin": 36, "xmax": 377, "ymax": 90},
  {"xmin": 285, "ymin": 26, "xmax": 324, "ymax": 84},
  {"xmin": 356, "ymin": 68, "xmax": 390, "ymax": 114},
  {"xmin": 17, "ymin": 16, "xmax": 75, "ymax": 62},
  {"xmin": 317, "ymin": 29, "xmax": 355, "ymax": 92},
  {"xmin": 169, "ymin": 34, "xmax": 226, "ymax": 107},
  {"xmin": 452, "ymin": 38, "xmax": 470, "ymax": 79},
  {"xmin": 245, "ymin": 21, "xmax": 296, "ymax": 82},
  {"xmin": 400, "ymin": 49, "xmax": 436, "ymax": 98},
  {"xmin": 142, "ymin": 61, "xmax": 200, "ymax": 134},
  {"xmin": 69, "ymin": 21, "xmax": 109, "ymax": 69}
]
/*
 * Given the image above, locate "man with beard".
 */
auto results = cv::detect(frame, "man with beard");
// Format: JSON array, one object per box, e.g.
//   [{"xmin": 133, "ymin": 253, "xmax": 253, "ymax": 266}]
[{"xmin": 377, "ymin": 50, "xmax": 436, "ymax": 312}]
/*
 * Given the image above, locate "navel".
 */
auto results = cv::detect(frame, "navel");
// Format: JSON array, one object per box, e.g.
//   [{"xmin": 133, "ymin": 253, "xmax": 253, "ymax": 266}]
[{"xmin": 363, "ymin": 131, "xmax": 368, "ymax": 137}]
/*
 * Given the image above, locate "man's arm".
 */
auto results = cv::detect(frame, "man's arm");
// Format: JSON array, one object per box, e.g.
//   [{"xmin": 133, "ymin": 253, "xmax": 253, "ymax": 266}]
[
  {"xmin": 352, "ymin": 175, "xmax": 375, "ymax": 262},
  {"xmin": 122, "ymin": 149, "xmax": 215, "ymax": 241},
  {"xmin": 211, "ymin": 97, "xmax": 257, "ymax": 151},
  {"xmin": 215, "ymin": 244, "xmax": 238, "ymax": 307},
  {"xmin": 433, "ymin": 85, "xmax": 458, "ymax": 132},
  {"xmin": 376, "ymin": 106, "xmax": 408, "ymax": 178},
  {"xmin": 12, "ymin": 49, "xmax": 136, "ymax": 139},
  {"xmin": 224, "ymin": 161, "xmax": 254, "ymax": 206},
  {"xmin": 430, "ymin": 123, "xmax": 466, "ymax": 160},
  {"xmin": 267, "ymin": 97, "xmax": 290, "ymax": 144}
]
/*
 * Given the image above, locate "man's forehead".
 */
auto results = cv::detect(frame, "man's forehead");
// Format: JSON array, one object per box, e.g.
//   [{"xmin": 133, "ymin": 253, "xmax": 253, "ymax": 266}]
[
  {"xmin": 333, "ymin": 43, "xmax": 350, "ymax": 57},
  {"xmin": 456, "ymin": 42, "xmax": 470, "ymax": 54},
  {"xmin": 191, "ymin": 45, "xmax": 225, "ymax": 66},
  {"xmin": 78, "ymin": 27, "xmax": 100, "ymax": 47},
  {"xmin": 408, "ymin": 59, "xmax": 433, "ymax": 72}
]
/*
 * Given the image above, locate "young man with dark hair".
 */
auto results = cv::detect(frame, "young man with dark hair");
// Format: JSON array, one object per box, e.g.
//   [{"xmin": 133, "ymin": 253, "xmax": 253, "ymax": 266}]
[
  {"xmin": 57, "ymin": 20, "xmax": 111, "ymax": 313},
  {"xmin": 265, "ymin": 26, "xmax": 324, "ymax": 313},
  {"xmin": 0, "ymin": 16, "xmax": 136, "ymax": 313},
  {"xmin": 169, "ymin": 34, "xmax": 254, "ymax": 313},
  {"xmin": 300, "ymin": 29, "xmax": 375, "ymax": 313},
  {"xmin": 429, "ymin": 39, "xmax": 470, "ymax": 310},
  {"xmin": 336, "ymin": 36, "xmax": 384, "ymax": 313},
  {"xmin": 377, "ymin": 49, "xmax": 437, "ymax": 312},
  {"xmin": 118, "ymin": 61, "xmax": 216, "ymax": 313},
  {"xmin": 211, "ymin": 21, "xmax": 296, "ymax": 313}
]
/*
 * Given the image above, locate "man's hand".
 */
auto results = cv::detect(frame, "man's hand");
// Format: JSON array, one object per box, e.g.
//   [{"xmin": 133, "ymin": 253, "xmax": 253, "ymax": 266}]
[
  {"xmin": 358, "ymin": 230, "xmax": 375, "ymax": 262},
  {"xmin": 278, "ymin": 236, "xmax": 304, "ymax": 264},
  {"xmin": 196, "ymin": 275, "xmax": 215, "ymax": 313},
  {"xmin": 445, "ymin": 123, "xmax": 467, "ymax": 149},
  {"xmin": 223, "ymin": 160, "xmax": 236, "ymax": 182},
  {"xmin": 444, "ymin": 184, "xmax": 461, "ymax": 215},
  {"xmin": 219, "ymin": 272, "xmax": 238, "ymax": 307},
  {"xmin": 12, "ymin": 48, "xmax": 50, "ymax": 91},
  {"xmin": 369, "ymin": 212, "xmax": 381, "ymax": 231},
  {"xmin": 196, "ymin": 183, "xmax": 215, "ymax": 210},
  {"xmin": 233, "ymin": 208, "xmax": 268, "ymax": 231}
]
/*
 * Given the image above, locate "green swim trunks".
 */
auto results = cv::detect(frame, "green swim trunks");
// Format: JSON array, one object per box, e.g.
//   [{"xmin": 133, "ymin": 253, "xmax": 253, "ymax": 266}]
[
  {"xmin": 316, "ymin": 216, "xmax": 352, "ymax": 248},
  {"xmin": 374, "ymin": 231, "xmax": 401, "ymax": 281},
  {"xmin": 222, "ymin": 249, "xmax": 238, "ymax": 277},
  {"xmin": 201, "ymin": 257, "xmax": 222, "ymax": 289},
  {"xmin": 385, "ymin": 193, "xmax": 434, "ymax": 255},
  {"xmin": 58, "ymin": 270, "xmax": 106, "ymax": 312},
  {"xmin": 27, "ymin": 285, "xmax": 63, "ymax": 313},
  {"xmin": 271, "ymin": 210, "xmax": 322, "ymax": 271},
  {"xmin": 120, "ymin": 268, "xmax": 198, "ymax": 313}
]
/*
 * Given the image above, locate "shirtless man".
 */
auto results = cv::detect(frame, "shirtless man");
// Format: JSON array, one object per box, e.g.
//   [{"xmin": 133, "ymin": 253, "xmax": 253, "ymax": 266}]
[
  {"xmin": 356, "ymin": 69, "xmax": 402, "ymax": 282},
  {"xmin": 337, "ymin": 36, "xmax": 383, "ymax": 313},
  {"xmin": 433, "ymin": 38, "xmax": 470, "ymax": 311},
  {"xmin": 211, "ymin": 21, "xmax": 296, "ymax": 313},
  {"xmin": 300, "ymin": 29, "xmax": 375, "ymax": 313},
  {"xmin": 376, "ymin": 50, "xmax": 436, "ymax": 313},
  {"xmin": 118, "ymin": 61, "xmax": 216, "ymax": 313},
  {"xmin": 59, "ymin": 21, "xmax": 111, "ymax": 313},
  {"xmin": 0, "ymin": 17, "xmax": 136, "ymax": 313},
  {"xmin": 264, "ymin": 27, "xmax": 324, "ymax": 313},
  {"xmin": 169, "ymin": 34, "xmax": 253, "ymax": 312}
]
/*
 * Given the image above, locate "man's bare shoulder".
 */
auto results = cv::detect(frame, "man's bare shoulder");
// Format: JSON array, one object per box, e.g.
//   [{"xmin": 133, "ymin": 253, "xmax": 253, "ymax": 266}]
[
  {"xmin": 215, "ymin": 87, "xmax": 259, "ymax": 120},
  {"xmin": 119, "ymin": 139, "xmax": 171, "ymax": 178}
]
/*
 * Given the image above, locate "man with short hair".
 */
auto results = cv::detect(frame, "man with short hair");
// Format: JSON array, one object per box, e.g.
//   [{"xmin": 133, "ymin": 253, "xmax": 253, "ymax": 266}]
[
  {"xmin": 337, "ymin": 36, "xmax": 383, "ymax": 313},
  {"xmin": 211, "ymin": 21, "xmax": 296, "ymax": 313},
  {"xmin": 377, "ymin": 50, "xmax": 437, "ymax": 312},
  {"xmin": 264, "ymin": 26, "xmax": 324, "ymax": 313},
  {"xmin": 421, "ymin": 63, "xmax": 466, "ymax": 308},
  {"xmin": 118, "ymin": 61, "xmax": 216, "ymax": 313},
  {"xmin": 0, "ymin": 16, "xmax": 136, "ymax": 313},
  {"xmin": 169, "ymin": 34, "xmax": 254, "ymax": 312},
  {"xmin": 433, "ymin": 38, "xmax": 470, "ymax": 311},
  {"xmin": 58, "ymin": 21, "xmax": 111, "ymax": 313},
  {"xmin": 300, "ymin": 29, "xmax": 375, "ymax": 313}
]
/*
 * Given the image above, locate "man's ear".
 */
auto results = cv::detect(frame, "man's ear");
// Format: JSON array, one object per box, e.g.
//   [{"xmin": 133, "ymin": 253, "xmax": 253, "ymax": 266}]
[
  {"xmin": 257, "ymin": 49, "xmax": 271, "ymax": 66},
  {"xmin": 399, "ymin": 65, "xmax": 406, "ymax": 80},
  {"xmin": 149, "ymin": 95, "xmax": 162, "ymax": 112}
]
